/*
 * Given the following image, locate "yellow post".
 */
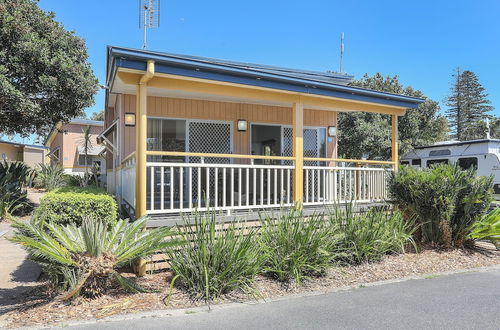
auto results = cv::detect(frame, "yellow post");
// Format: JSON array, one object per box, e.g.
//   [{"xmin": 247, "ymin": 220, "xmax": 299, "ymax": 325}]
[
  {"xmin": 391, "ymin": 114, "xmax": 398, "ymax": 171},
  {"xmin": 293, "ymin": 102, "xmax": 304, "ymax": 205},
  {"xmin": 135, "ymin": 60, "xmax": 155, "ymax": 220}
]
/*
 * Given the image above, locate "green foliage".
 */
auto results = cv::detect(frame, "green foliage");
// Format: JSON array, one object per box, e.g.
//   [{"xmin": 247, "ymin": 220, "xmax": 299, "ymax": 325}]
[
  {"xmin": 259, "ymin": 209, "xmax": 335, "ymax": 283},
  {"xmin": 0, "ymin": 161, "xmax": 34, "ymax": 220},
  {"xmin": 328, "ymin": 204, "xmax": 416, "ymax": 264},
  {"xmin": 0, "ymin": 0, "xmax": 98, "ymax": 137},
  {"xmin": 468, "ymin": 208, "xmax": 500, "ymax": 247},
  {"xmin": 339, "ymin": 73, "xmax": 448, "ymax": 159},
  {"xmin": 10, "ymin": 217, "xmax": 177, "ymax": 299},
  {"xmin": 388, "ymin": 164, "xmax": 493, "ymax": 246},
  {"xmin": 33, "ymin": 187, "xmax": 117, "ymax": 226},
  {"xmin": 33, "ymin": 164, "xmax": 66, "ymax": 190},
  {"xmin": 90, "ymin": 110, "xmax": 104, "ymax": 121},
  {"xmin": 445, "ymin": 68, "xmax": 493, "ymax": 141},
  {"xmin": 167, "ymin": 211, "xmax": 263, "ymax": 301}
]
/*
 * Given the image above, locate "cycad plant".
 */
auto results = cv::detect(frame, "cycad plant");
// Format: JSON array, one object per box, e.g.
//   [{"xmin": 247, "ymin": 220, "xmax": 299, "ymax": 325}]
[
  {"xmin": 10, "ymin": 217, "xmax": 178, "ymax": 299},
  {"xmin": 0, "ymin": 161, "xmax": 34, "ymax": 220},
  {"xmin": 469, "ymin": 208, "xmax": 500, "ymax": 248},
  {"xmin": 34, "ymin": 164, "xmax": 66, "ymax": 190}
]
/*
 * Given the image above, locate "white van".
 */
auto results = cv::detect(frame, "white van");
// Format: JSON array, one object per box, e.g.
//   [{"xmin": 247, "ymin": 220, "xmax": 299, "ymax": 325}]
[{"xmin": 401, "ymin": 139, "xmax": 500, "ymax": 198}]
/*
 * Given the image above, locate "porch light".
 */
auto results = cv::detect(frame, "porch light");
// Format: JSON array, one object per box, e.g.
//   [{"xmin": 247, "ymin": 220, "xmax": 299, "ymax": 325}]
[
  {"xmin": 125, "ymin": 113, "xmax": 136, "ymax": 127},
  {"xmin": 237, "ymin": 119, "xmax": 247, "ymax": 132},
  {"xmin": 327, "ymin": 126, "xmax": 337, "ymax": 137}
]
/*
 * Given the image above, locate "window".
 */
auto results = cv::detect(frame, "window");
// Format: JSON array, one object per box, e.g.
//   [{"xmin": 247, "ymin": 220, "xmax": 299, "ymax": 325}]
[
  {"xmin": 400, "ymin": 160, "xmax": 410, "ymax": 165},
  {"xmin": 78, "ymin": 155, "xmax": 93, "ymax": 166},
  {"xmin": 147, "ymin": 118, "xmax": 186, "ymax": 162},
  {"xmin": 411, "ymin": 159, "xmax": 422, "ymax": 166},
  {"xmin": 458, "ymin": 157, "xmax": 478, "ymax": 170},
  {"xmin": 429, "ymin": 149, "xmax": 451, "ymax": 157},
  {"xmin": 426, "ymin": 159, "xmax": 448, "ymax": 167}
]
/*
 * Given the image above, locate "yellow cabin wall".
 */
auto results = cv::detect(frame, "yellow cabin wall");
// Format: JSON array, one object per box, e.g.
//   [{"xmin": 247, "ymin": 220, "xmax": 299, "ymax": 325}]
[{"xmin": 119, "ymin": 94, "xmax": 337, "ymax": 161}]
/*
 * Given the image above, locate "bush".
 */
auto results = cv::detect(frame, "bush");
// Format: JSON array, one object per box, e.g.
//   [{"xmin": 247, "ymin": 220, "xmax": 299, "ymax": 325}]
[
  {"xmin": 469, "ymin": 208, "xmax": 500, "ymax": 247},
  {"xmin": 327, "ymin": 203, "xmax": 415, "ymax": 264},
  {"xmin": 167, "ymin": 211, "xmax": 263, "ymax": 301},
  {"xmin": 10, "ymin": 217, "xmax": 177, "ymax": 299},
  {"xmin": 259, "ymin": 208, "xmax": 335, "ymax": 284},
  {"xmin": 0, "ymin": 161, "xmax": 34, "ymax": 220},
  {"xmin": 388, "ymin": 164, "xmax": 493, "ymax": 247},
  {"xmin": 33, "ymin": 187, "xmax": 117, "ymax": 226},
  {"xmin": 34, "ymin": 164, "xmax": 66, "ymax": 190}
]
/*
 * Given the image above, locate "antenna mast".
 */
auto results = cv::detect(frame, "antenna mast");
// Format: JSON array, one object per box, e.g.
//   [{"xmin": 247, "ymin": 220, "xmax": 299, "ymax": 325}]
[
  {"xmin": 339, "ymin": 32, "xmax": 344, "ymax": 73},
  {"xmin": 139, "ymin": 0, "xmax": 160, "ymax": 49}
]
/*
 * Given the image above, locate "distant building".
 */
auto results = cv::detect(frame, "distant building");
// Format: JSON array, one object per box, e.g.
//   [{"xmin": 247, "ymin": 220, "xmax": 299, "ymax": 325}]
[
  {"xmin": 0, "ymin": 140, "xmax": 47, "ymax": 168},
  {"xmin": 45, "ymin": 119, "xmax": 106, "ymax": 181}
]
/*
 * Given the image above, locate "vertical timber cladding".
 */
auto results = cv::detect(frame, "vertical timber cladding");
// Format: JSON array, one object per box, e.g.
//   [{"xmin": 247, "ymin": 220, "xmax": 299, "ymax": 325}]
[{"xmin": 141, "ymin": 95, "xmax": 337, "ymax": 160}]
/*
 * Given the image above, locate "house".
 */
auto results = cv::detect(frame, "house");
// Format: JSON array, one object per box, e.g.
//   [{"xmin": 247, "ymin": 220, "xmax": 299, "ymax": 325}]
[
  {"xmin": 45, "ymin": 119, "xmax": 106, "ymax": 182},
  {"xmin": 99, "ymin": 46, "xmax": 424, "ymax": 226},
  {"xmin": 0, "ymin": 140, "xmax": 47, "ymax": 168}
]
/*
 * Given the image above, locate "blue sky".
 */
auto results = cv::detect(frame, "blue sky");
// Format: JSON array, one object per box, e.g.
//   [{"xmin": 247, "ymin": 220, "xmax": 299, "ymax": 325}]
[{"xmin": 9, "ymin": 0, "xmax": 500, "ymax": 143}]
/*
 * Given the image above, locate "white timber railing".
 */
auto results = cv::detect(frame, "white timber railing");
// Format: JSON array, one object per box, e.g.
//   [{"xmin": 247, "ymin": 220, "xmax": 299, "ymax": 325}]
[
  {"xmin": 145, "ymin": 152, "xmax": 295, "ymax": 214},
  {"xmin": 121, "ymin": 153, "xmax": 136, "ymax": 207},
  {"xmin": 303, "ymin": 165, "xmax": 391, "ymax": 205}
]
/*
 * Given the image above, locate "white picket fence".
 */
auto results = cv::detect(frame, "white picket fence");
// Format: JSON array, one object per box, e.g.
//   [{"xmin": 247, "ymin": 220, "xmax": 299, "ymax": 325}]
[{"xmin": 121, "ymin": 156, "xmax": 136, "ymax": 207}]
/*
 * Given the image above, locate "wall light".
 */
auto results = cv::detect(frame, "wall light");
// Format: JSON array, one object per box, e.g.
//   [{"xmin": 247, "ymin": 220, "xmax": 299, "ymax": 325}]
[
  {"xmin": 328, "ymin": 126, "xmax": 337, "ymax": 137},
  {"xmin": 125, "ymin": 113, "xmax": 136, "ymax": 127},
  {"xmin": 237, "ymin": 119, "xmax": 247, "ymax": 132}
]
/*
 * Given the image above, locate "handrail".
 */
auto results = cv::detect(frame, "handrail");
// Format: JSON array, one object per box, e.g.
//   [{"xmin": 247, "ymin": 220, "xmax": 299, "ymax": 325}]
[
  {"xmin": 303, "ymin": 157, "xmax": 395, "ymax": 165},
  {"xmin": 122, "ymin": 151, "xmax": 136, "ymax": 164},
  {"xmin": 146, "ymin": 150, "xmax": 295, "ymax": 161}
]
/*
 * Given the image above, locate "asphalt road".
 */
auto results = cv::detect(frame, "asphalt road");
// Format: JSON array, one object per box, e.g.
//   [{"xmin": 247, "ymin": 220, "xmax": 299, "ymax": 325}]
[{"xmin": 67, "ymin": 268, "xmax": 500, "ymax": 330}]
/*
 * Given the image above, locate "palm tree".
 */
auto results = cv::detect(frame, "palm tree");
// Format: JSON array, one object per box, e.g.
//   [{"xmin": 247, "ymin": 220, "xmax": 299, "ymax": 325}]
[
  {"xmin": 78, "ymin": 125, "xmax": 93, "ymax": 186},
  {"xmin": 10, "ymin": 217, "xmax": 179, "ymax": 299}
]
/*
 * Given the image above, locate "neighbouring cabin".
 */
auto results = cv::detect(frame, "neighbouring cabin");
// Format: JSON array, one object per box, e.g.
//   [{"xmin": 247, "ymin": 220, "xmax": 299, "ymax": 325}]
[
  {"xmin": 45, "ymin": 119, "xmax": 107, "ymax": 184},
  {"xmin": 0, "ymin": 140, "xmax": 47, "ymax": 168},
  {"xmin": 99, "ymin": 46, "xmax": 424, "ymax": 226}
]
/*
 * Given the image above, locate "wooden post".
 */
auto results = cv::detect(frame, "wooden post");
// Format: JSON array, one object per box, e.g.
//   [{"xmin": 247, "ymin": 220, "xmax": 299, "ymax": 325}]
[
  {"xmin": 134, "ymin": 61, "xmax": 154, "ymax": 277},
  {"xmin": 391, "ymin": 115, "xmax": 398, "ymax": 171},
  {"xmin": 293, "ymin": 102, "xmax": 304, "ymax": 205}
]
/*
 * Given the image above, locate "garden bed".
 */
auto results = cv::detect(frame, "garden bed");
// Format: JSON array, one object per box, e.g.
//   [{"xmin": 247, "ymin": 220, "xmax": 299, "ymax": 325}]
[{"xmin": 2, "ymin": 246, "xmax": 499, "ymax": 328}]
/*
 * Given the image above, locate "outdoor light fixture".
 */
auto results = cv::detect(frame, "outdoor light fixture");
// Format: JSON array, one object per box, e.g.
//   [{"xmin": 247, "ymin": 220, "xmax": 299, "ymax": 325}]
[
  {"xmin": 125, "ymin": 113, "xmax": 136, "ymax": 127},
  {"xmin": 237, "ymin": 119, "xmax": 247, "ymax": 132},
  {"xmin": 328, "ymin": 126, "xmax": 337, "ymax": 137}
]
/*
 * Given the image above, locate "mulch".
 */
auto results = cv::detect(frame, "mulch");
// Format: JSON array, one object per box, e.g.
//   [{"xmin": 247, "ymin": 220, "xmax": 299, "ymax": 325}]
[{"xmin": 2, "ymin": 245, "xmax": 499, "ymax": 328}]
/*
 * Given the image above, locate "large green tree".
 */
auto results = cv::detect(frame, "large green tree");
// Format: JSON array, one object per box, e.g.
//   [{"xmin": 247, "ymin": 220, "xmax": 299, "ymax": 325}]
[
  {"xmin": 0, "ymin": 0, "xmax": 98, "ymax": 137},
  {"xmin": 338, "ymin": 73, "xmax": 448, "ymax": 160},
  {"xmin": 445, "ymin": 68, "xmax": 493, "ymax": 141}
]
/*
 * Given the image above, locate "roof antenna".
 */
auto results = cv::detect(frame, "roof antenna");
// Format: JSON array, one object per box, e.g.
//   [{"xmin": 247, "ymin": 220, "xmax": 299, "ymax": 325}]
[
  {"xmin": 486, "ymin": 118, "xmax": 491, "ymax": 139},
  {"xmin": 339, "ymin": 32, "xmax": 345, "ymax": 73},
  {"xmin": 139, "ymin": 0, "xmax": 160, "ymax": 49}
]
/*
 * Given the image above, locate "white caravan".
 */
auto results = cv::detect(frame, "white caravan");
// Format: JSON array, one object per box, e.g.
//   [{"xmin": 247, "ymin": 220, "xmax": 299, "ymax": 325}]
[{"xmin": 401, "ymin": 139, "xmax": 500, "ymax": 197}]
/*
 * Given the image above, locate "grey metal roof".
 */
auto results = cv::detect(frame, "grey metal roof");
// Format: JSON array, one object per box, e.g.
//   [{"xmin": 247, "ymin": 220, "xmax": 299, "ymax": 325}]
[{"xmin": 0, "ymin": 140, "xmax": 48, "ymax": 149}]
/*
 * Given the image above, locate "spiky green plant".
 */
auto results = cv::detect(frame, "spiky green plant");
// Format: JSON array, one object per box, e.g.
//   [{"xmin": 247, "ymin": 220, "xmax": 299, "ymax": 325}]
[
  {"xmin": 469, "ymin": 208, "xmax": 500, "ymax": 247},
  {"xmin": 34, "ymin": 164, "xmax": 66, "ymax": 190},
  {"xmin": 10, "ymin": 217, "xmax": 179, "ymax": 299},
  {"xmin": 0, "ymin": 161, "xmax": 33, "ymax": 220},
  {"xmin": 167, "ymin": 210, "xmax": 263, "ymax": 302},
  {"xmin": 327, "ymin": 203, "xmax": 416, "ymax": 264},
  {"xmin": 259, "ymin": 208, "xmax": 335, "ymax": 284}
]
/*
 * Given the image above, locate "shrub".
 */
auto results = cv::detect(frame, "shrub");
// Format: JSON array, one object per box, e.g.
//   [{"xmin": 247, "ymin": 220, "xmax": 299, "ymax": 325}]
[
  {"xmin": 33, "ymin": 187, "xmax": 117, "ymax": 226},
  {"xmin": 34, "ymin": 164, "xmax": 66, "ymax": 190},
  {"xmin": 469, "ymin": 208, "xmax": 500, "ymax": 247},
  {"xmin": 388, "ymin": 164, "xmax": 493, "ymax": 247},
  {"xmin": 10, "ymin": 217, "xmax": 177, "ymax": 299},
  {"xmin": 327, "ymin": 203, "xmax": 416, "ymax": 264},
  {"xmin": 167, "ymin": 211, "xmax": 263, "ymax": 301},
  {"xmin": 259, "ymin": 208, "xmax": 335, "ymax": 284},
  {"xmin": 0, "ymin": 161, "xmax": 34, "ymax": 220}
]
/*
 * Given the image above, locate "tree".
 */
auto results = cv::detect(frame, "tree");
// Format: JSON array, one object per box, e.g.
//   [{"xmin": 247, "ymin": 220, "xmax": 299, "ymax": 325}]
[
  {"xmin": 445, "ymin": 68, "xmax": 493, "ymax": 140},
  {"xmin": 0, "ymin": 0, "xmax": 98, "ymax": 137},
  {"xmin": 78, "ymin": 125, "xmax": 94, "ymax": 187},
  {"xmin": 90, "ymin": 110, "xmax": 104, "ymax": 121},
  {"xmin": 338, "ymin": 73, "xmax": 448, "ymax": 160}
]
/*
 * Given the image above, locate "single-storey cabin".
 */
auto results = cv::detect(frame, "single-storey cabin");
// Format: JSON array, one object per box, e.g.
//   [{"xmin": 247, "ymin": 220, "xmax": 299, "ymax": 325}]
[
  {"xmin": 99, "ymin": 46, "xmax": 424, "ymax": 226},
  {"xmin": 0, "ymin": 140, "xmax": 47, "ymax": 168}
]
